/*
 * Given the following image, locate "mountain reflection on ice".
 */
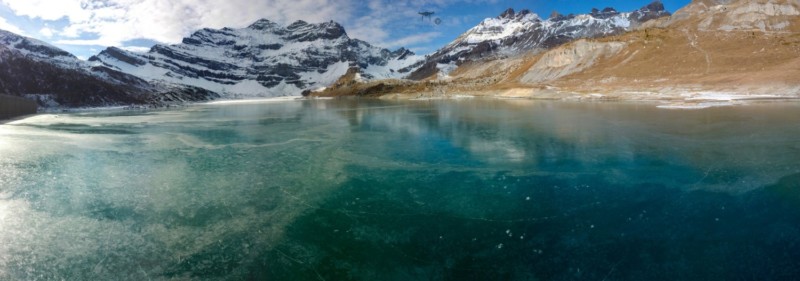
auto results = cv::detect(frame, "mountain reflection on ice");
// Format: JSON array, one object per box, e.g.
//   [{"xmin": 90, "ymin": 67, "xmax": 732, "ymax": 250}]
[{"xmin": 1, "ymin": 99, "xmax": 799, "ymax": 280}]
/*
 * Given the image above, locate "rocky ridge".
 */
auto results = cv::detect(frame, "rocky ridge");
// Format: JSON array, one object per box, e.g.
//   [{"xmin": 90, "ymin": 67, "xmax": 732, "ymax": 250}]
[
  {"xmin": 90, "ymin": 19, "xmax": 420, "ymax": 98},
  {"xmin": 405, "ymin": 1, "xmax": 670, "ymax": 80}
]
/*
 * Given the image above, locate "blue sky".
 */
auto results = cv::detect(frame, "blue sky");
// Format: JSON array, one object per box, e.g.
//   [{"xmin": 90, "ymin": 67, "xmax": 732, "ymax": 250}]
[{"xmin": 0, "ymin": 0, "xmax": 690, "ymax": 59}]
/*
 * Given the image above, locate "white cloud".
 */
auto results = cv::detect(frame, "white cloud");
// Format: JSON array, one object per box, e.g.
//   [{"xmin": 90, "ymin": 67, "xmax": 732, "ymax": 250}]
[
  {"xmin": 119, "ymin": 46, "xmax": 151, "ymax": 53},
  {"xmin": 381, "ymin": 31, "xmax": 441, "ymax": 49},
  {"xmin": 345, "ymin": 0, "xmax": 496, "ymax": 48},
  {"xmin": 2, "ymin": 0, "xmax": 354, "ymax": 47},
  {"xmin": 39, "ymin": 27, "xmax": 54, "ymax": 37},
  {"xmin": 1, "ymin": 0, "xmax": 497, "ymax": 51},
  {"xmin": 54, "ymin": 38, "xmax": 116, "ymax": 46},
  {"xmin": 0, "ymin": 0, "xmax": 89, "ymax": 21},
  {"xmin": 0, "ymin": 15, "xmax": 25, "ymax": 35}
]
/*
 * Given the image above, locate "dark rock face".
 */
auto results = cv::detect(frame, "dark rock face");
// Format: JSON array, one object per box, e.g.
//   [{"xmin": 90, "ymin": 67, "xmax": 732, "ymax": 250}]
[
  {"xmin": 92, "ymin": 18, "xmax": 416, "ymax": 97},
  {"xmin": 13, "ymin": 40, "xmax": 74, "ymax": 58},
  {"xmin": 631, "ymin": 1, "xmax": 670, "ymax": 22},
  {"xmin": 89, "ymin": 47, "xmax": 146, "ymax": 66},
  {"xmin": 405, "ymin": 61, "xmax": 440, "ymax": 81},
  {"xmin": 592, "ymin": 7, "xmax": 620, "ymax": 19},
  {"xmin": 500, "ymin": 8, "xmax": 516, "ymax": 19},
  {"xmin": 406, "ymin": 1, "xmax": 671, "ymax": 80},
  {"xmin": 151, "ymin": 83, "xmax": 220, "ymax": 104},
  {"xmin": 391, "ymin": 48, "xmax": 413, "ymax": 60}
]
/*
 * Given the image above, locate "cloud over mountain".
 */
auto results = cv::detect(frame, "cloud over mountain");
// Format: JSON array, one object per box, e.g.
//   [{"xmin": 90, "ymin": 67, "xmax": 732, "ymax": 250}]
[{"xmin": 0, "ymin": 0, "xmax": 497, "ymax": 53}]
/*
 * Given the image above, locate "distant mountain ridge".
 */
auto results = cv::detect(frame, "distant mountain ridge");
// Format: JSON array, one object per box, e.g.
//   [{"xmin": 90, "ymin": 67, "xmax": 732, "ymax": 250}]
[
  {"xmin": 406, "ymin": 1, "xmax": 670, "ymax": 80},
  {"xmin": 90, "ymin": 19, "xmax": 420, "ymax": 98},
  {"xmin": 0, "ymin": 29, "xmax": 217, "ymax": 108}
]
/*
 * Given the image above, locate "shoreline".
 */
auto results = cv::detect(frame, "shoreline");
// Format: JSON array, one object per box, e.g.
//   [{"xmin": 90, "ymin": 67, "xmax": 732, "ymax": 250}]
[
  {"xmin": 0, "ymin": 113, "xmax": 39, "ymax": 125},
  {"xmin": 202, "ymin": 96, "xmax": 304, "ymax": 105},
  {"xmin": 4, "ymin": 91, "xmax": 799, "ymax": 125},
  {"xmin": 1, "ymin": 96, "xmax": 308, "ymax": 124},
  {"xmin": 372, "ymin": 88, "xmax": 800, "ymax": 109}
]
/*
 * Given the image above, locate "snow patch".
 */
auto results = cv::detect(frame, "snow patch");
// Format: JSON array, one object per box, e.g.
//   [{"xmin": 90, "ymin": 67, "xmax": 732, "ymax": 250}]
[
  {"xmin": 436, "ymin": 62, "xmax": 458, "ymax": 79},
  {"xmin": 657, "ymin": 102, "xmax": 736, "ymax": 109},
  {"xmin": 683, "ymin": 92, "xmax": 783, "ymax": 101}
]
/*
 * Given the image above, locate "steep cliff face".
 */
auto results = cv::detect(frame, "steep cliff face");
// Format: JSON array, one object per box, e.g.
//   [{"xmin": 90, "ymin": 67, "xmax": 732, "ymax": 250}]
[
  {"xmin": 519, "ymin": 40, "xmax": 627, "ymax": 84},
  {"xmin": 90, "ymin": 19, "xmax": 421, "ymax": 98},
  {"xmin": 405, "ymin": 1, "xmax": 670, "ymax": 80}
]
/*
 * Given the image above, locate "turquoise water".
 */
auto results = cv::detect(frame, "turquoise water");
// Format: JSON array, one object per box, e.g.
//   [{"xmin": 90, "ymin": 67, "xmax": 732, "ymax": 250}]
[{"xmin": 1, "ymin": 99, "xmax": 799, "ymax": 280}]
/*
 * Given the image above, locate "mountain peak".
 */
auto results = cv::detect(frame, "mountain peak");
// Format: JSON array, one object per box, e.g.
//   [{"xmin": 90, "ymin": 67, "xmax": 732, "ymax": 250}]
[
  {"xmin": 630, "ymin": 0, "xmax": 671, "ymax": 22},
  {"xmin": 248, "ymin": 18, "xmax": 280, "ymax": 30},
  {"xmin": 0, "ymin": 29, "xmax": 75, "ymax": 60},
  {"xmin": 496, "ymin": 8, "xmax": 539, "ymax": 21},
  {"xmin": 287, "ymin": 20, "xmax": 309, "ymax": 29},
  {"xmin": 321, "ymin": 21, "xmax": 347, "ymax": 38},
  {"xmin": 641, "ymin": 0, "xmax": 666, "ymax": 13},
  {"xmin": 499, "ymin": 8, "xmax": 515, "ymax": 19},
  {"xmin": 391, "ymin": 47, "xmax": 415, "ymax": 60},
  {"xmin": 589, "ymin": 7, "xmax": 615, "ymax": 13},
  {"xmin": 590, "ymin": 7, "xmax": 620, "ymax": 19}
]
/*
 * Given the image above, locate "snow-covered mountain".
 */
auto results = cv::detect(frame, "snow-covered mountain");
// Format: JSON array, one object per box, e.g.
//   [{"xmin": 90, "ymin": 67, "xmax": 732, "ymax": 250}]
[
  {"xmin": 406, "ymin": 1, "xmax": 670, "ymax": 79},
  {"xmin": 0, "ymin": 30, "xmax": 81, "ymax": 68},
  {"xmin": 90, "ymin": 19, "xmax": 421, "ymax": 98},
  {"xmin": 0, "ymin": 29, "xmax": 217, "ymax": 108}
]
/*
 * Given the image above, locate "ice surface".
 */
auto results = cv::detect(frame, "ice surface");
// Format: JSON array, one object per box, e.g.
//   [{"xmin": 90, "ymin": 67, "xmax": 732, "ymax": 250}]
[{"xmin": 2, "ymin": 100, "xmax": 800, "ymax": 280}]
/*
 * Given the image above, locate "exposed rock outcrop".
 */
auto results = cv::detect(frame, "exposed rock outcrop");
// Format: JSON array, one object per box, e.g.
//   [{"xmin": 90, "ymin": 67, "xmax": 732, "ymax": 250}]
[{"xmin": 519, "ymin": 40, "xmax": 627, "ymax": 83}]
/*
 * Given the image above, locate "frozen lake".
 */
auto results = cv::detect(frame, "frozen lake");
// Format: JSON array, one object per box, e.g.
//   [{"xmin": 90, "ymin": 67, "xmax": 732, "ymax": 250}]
[{"xmin": 1, "ymin": 99, "xmax": 799, "ymax": 280}]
